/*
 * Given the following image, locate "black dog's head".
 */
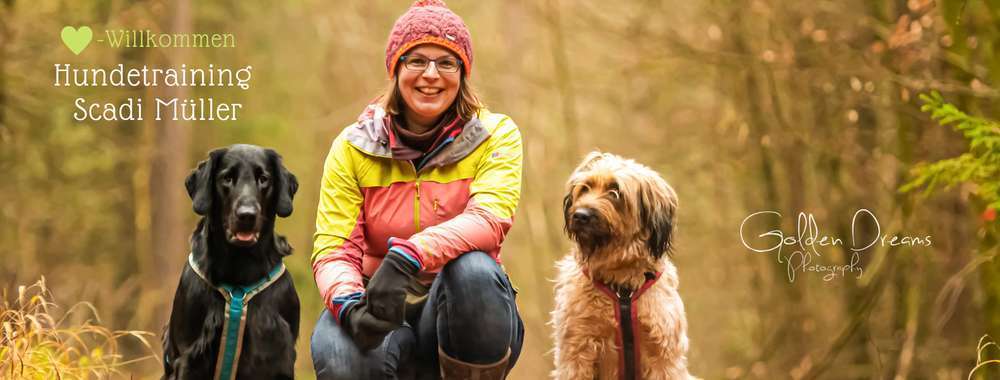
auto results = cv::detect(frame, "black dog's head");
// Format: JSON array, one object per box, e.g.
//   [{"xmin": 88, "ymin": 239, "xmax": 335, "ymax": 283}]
[{"xmin": 185, "ymin": 144, "xmax": 298, "ymax": 247}]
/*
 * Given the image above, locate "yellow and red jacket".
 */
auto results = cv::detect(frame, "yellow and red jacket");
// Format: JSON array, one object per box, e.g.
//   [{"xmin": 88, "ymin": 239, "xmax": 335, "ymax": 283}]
[{"xmin": 311, "ymin": 106, "xmax": 523, "ymax": 323}]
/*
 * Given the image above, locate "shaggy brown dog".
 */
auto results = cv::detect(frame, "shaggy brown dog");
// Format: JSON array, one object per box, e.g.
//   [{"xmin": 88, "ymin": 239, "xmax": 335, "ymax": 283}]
[{"xmin": 551, "ymin": 152, "xmax": 692, "ymax": 380}]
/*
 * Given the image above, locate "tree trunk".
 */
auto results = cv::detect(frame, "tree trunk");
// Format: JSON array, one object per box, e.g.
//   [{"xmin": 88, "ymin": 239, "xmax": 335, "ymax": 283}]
[
  {"xmin": 0, "ymin": 0, "xmax": 13, "ymax": 285},
  {"xmin": 543, "ymin": 0, "xmax": 582, "ymax": 157},
  {"xmin": 149, "ymin": 0, "xmax": 192, "ymax": 292}
]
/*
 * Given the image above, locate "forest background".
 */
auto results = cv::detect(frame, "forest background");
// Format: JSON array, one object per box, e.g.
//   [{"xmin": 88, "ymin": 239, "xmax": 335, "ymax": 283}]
[{"xmin": 2, "ymin": 0, "xmax": 1000, "ymax": 379}]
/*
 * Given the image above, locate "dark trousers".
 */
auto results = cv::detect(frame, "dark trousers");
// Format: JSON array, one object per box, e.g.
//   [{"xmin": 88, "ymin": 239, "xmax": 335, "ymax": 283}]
[{"xmin": 311, "ymin": 251, "xmax": 524, "ymax": 379}]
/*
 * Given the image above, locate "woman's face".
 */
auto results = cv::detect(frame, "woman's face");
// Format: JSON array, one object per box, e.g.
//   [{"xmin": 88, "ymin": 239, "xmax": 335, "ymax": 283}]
[{"xmin": 397, "ymin": 44, "xmax": 461, "ymax": 127}]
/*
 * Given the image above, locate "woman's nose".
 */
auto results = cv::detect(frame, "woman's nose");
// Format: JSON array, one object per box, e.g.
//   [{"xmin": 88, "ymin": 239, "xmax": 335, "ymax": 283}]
[{"xmin": 421, "ymin": 62, "xmax": 441, "ymax": 78}]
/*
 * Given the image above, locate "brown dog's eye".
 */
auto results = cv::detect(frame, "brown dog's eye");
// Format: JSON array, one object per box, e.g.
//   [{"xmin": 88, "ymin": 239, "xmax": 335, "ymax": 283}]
[{"xmin": 607, "ymin": 189, "xmax": 620, "ymax": 200}]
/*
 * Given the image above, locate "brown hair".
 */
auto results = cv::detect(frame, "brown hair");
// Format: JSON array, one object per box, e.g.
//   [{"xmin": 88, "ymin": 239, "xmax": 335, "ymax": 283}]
[{"xmin": 378, "ymin": 69, "xmax": 484, "ymax": 123}]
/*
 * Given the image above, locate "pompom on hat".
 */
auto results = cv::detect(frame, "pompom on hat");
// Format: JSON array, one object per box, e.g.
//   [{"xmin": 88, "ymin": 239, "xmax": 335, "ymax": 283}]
[{"xmin": 385, "ymin": 0, "xmax": 473, "ymax": 78}]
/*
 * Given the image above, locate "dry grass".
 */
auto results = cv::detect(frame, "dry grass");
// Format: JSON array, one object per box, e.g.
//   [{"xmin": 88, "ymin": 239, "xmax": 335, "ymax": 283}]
[
  {"xmin": 0, "ymin": 277, "xmax": 157, "ymax": 379},
  {"xmin": 969, "ymin": 335, "xmax": 1000, "ymax": 380}
]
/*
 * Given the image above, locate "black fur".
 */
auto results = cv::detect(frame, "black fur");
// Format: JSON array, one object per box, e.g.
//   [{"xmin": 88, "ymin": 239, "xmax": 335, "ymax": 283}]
[
  {"xmin": 164, "ymin": 145, "xmax": 300, "ymax": 380},
  {"xmin": 267, "ymin": 149, "xmax": 297, "ymax": 218}
]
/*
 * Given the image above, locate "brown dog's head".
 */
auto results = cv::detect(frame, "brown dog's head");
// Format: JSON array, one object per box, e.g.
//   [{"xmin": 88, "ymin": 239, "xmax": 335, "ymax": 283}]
[
  {"xmin": 563, "ymin": 152, "xmax": 677, "ymax": 262},
  {"xmin": 185, "ymin": 144, "xmax": 298, "ymax": 247}
]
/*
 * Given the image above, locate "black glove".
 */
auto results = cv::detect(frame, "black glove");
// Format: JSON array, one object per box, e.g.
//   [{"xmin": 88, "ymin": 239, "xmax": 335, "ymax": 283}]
[
  {"xmin": 366, "ymin": 239, "xmax": 422, "ymax": 324},
  {"xmin": 342, "ymin": 299, "xmax": 398, "ymax": 351}
]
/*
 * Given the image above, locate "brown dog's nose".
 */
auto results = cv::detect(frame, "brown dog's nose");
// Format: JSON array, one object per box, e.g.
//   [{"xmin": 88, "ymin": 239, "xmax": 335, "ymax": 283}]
[{"xmin": 572, "ymin": 208, "xmax": 594, "ymax": 225}]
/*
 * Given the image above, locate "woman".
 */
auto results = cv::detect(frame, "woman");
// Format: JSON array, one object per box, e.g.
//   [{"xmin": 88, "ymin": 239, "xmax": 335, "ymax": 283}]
[{"xmin": 310, "ymin": 1, "xmax": 524, "ymax": 379}]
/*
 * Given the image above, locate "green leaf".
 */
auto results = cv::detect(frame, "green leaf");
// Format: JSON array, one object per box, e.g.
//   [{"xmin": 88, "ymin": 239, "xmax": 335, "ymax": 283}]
[{"xmin": 903, "ymin": 93, "xmax": 1000, "ymax": 214}]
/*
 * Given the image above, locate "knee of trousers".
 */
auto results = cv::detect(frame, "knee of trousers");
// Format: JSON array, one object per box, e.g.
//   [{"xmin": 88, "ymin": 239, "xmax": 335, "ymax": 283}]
[
  {"xmin": 310, "ymin": 310, "xmax": 363, "ymax": 380},
  {"xmin": 436, "ymin": 251, "xmax": 515, "ymax": 363},
  {"xmin": 439, "ymin": 251, "xmax": 506, "ymax": 292}
]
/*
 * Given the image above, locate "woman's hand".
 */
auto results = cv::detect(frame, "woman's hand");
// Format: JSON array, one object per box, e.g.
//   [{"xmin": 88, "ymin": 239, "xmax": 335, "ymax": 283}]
[
  {"xmin": 342, "ymin": 299, "xmax": 398, "ymax": 351},
  {"xmin": 345, "ymin": 238, "xmax": 421, "ymax": 350},
  {"xmin": 365, "ymin": 238, "xmax": 423, "ymax": 324}
]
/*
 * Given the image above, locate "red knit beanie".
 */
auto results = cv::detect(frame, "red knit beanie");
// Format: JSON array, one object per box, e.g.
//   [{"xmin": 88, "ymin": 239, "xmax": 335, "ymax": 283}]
[{"xmin": 385, "ymin": 0, "xmax": 473, "ymax": 78}]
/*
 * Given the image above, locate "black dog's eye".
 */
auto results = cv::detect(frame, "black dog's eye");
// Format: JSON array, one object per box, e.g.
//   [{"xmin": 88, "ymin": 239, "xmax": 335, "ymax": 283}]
[
  {"xmin": 258, "ymin": 174, "xmax": 270, "ymax": 186},
  {"xmin": 220, "ymin": 172, "xmax": 235, "ymax": 186}
]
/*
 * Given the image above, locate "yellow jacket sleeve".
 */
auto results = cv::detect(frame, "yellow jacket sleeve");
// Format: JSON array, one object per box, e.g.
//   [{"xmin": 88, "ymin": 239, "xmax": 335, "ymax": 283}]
[{"xmin": 312, "ymin": 133, "xmax": 368, "ymax": 321}]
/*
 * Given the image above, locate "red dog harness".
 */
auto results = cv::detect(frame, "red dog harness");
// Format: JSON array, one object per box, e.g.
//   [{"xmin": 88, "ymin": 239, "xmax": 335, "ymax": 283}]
[{"xmin": 592, "ymin": 271, "xmax": 662, "ymax": 380}]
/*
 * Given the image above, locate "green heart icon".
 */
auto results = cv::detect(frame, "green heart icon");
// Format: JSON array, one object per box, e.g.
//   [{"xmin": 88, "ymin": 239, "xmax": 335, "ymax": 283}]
[{"xmin": 61, "ymin": 26, "xmax": 92, "ymax": 55}]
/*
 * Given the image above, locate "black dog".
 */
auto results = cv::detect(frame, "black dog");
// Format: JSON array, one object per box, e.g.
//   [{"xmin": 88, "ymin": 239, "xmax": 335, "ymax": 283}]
[{"xmin": 163, "ymin": 145, "xmax": 300, "ymax": 380}]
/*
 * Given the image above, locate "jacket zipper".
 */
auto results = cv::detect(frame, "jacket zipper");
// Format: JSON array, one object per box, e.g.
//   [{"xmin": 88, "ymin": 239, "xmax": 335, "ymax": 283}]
[
  {"xmin": 618, "ymin": 288, "xmax": 635, "ymax": 380},
  {"xmin": 410, "ymin": 162, "xmax": 421, "ymax": 232}
]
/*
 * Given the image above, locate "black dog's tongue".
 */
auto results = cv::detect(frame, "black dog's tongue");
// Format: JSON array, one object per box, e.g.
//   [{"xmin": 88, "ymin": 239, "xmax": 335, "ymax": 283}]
[{"xmin": 235, "ymin": 231, "xmax": 256, "ymax": 242}]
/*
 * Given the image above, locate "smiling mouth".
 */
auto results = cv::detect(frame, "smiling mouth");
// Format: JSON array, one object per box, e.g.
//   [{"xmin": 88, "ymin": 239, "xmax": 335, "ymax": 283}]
[{"xmin": 416, "ymin": 87, "xmax": 443, "ymax": 96}]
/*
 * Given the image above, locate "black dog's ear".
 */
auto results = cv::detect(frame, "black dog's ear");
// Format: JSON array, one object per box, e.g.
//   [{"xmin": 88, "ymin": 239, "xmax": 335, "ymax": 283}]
[
  {"xmin": 267, "ymin": 149, "xmax": 298, "ymax": 218},
  {"xmin": 637, "ymin": 175, "xmax": 677, "ymax": 259},
  {"xmin": 185, "ymin": 148, "xmax": 227, "ymax": 216}
]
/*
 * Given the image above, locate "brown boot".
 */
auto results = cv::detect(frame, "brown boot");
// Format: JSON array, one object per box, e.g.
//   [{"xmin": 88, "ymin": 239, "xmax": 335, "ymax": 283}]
[{"xmin": 438, "ymin": 346, "xmax": 511, "ymax": 380}]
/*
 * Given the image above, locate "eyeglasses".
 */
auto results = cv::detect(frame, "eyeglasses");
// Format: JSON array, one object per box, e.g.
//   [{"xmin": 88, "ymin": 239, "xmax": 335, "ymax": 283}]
[{"xmin": 399, "ymin": 55, "xmax": 462, "ymax": 73}]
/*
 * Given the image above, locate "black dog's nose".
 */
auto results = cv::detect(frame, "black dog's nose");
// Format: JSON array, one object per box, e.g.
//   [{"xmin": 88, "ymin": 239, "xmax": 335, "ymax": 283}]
[
  {"xmin": 236, "ymin": 204, "xmax": 259, "ymax": 222},
  {"xmin": 572, "ymin": 208, "xmax": 594, "ymax": 224}
]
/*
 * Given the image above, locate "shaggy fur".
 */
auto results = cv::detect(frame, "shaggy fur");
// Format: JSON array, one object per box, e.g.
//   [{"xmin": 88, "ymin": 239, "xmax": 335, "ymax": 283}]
[{"xmin": 551, "ymin": 152, "xmax": 692, "ymax": 380}]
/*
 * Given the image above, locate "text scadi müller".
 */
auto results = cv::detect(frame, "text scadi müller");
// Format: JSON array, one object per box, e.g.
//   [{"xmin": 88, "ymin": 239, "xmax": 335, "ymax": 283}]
[{"xmin": 53, "ymin": 63, "xmax": 252, "ymax": 122}]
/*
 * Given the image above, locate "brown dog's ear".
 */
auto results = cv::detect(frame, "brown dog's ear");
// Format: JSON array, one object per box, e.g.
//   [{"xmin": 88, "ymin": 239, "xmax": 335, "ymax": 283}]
[
  {"xmin": 637, "ymin": 175, "xmax": 677, "ymax": 259},
  {"xmin": 266, "ymin": 149, "xmax": 298, "ymax": 218},
  {"xmin": 185, "ymin": 148, "xmax": 227, "ymax": 216},
  {"xmin": 562, "ymin": 192, "xmax": 574, "ymax": 234}
]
